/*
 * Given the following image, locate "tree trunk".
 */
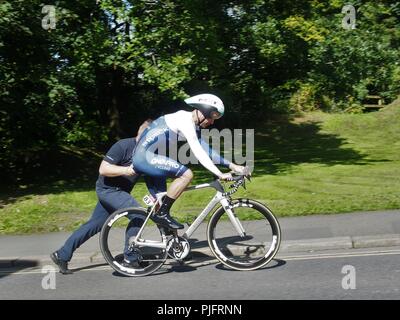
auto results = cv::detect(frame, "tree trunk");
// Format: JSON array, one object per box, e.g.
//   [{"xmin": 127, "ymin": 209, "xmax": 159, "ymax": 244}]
[{"xmin": 108, "ymin": 65, "xmax": 123, "ymax": 139}]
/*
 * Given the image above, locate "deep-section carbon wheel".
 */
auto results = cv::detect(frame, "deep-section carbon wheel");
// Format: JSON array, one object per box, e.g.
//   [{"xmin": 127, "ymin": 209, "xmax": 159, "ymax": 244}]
[
  {"xmin": 100, "ymin": 207, "xmax": 168, "ymax": 277},
  {"xmin": 207, "ymin": 199, "xmax": 281, "ymax": 271}
]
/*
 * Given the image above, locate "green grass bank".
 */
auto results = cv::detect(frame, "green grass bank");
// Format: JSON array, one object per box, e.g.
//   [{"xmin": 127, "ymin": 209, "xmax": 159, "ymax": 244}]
[{"xmin": 1, "ymin": 99, "xmax": 399, "ymax": 234}]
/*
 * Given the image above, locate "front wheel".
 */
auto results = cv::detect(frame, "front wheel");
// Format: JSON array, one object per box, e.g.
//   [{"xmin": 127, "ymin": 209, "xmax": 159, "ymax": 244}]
[{"xmin": 207, "ymin": 199, "xmax": 281, "ymax": 271}]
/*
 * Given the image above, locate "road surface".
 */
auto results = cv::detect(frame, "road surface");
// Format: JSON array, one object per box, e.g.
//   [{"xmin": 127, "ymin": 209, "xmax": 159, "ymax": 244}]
[{"xmin": 1, "ymin": 246, "xmax": 399, "ymax": 300}]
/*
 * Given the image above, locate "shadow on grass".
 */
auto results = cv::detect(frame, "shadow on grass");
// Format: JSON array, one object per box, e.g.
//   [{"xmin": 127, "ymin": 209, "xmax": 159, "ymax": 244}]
[
  {"xmin": 252, "ymin": 119, "xmax": 387, "ymax": 176},
  {"xmin": 190, "ymin": 115, "xmax": 389, "ymax": 182},
  {"xmin": 0, "ymin": 115, "xmax": 389, "ymax": 204},
  {"xmin": 0, "ymin": 146, "xmax": 102, "ymax": 207}
]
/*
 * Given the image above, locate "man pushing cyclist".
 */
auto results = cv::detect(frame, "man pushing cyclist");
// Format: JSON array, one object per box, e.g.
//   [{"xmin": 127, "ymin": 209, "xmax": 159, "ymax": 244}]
[{"xmin": 132, "ymin": 93, "xmax": 245, "ymax": 230}]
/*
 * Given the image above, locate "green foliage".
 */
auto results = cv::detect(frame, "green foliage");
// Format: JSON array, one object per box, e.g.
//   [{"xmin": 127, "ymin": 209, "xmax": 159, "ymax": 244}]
[
  {"xmin": 1, "ymin": 0, "xmax": 399, "ymax": 182},
  {"xmin": 283, "ymin": 15, "xmax": 327, "ymax": 42},
  {"xmin": 305, "ymin": 1, "xmax": 400, "ymax": 106},
  {"xmin": 289, "ymin": 83, "xmax": 321, "ymax": 112},
  {"xmin": 252, "ymin": 19, "xmax": 287, "ymax": 63},
  {"xmin": 64, "ymin": 120, "xmax": 108, "ymax": 146}
]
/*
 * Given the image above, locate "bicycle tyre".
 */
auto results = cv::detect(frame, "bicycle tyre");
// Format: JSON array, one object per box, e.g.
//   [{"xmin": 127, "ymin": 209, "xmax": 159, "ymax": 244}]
[
  {"xmin": 100, "ymin": 207, "xmax": 168, "ymax": 277},
  {"xmin": 207, "ymin": 198, "xmax": 281, "ymax": 271}
]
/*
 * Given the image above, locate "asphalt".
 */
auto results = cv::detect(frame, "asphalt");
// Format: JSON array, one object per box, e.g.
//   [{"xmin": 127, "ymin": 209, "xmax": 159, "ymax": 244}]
[{"xmin": 1, "ymin": 209, "xmax": 400, "ymax": 269}]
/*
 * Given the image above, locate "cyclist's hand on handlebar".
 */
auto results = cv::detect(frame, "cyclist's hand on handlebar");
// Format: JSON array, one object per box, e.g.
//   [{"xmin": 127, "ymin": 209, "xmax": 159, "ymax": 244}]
[
  {"xmin": 219, "ymin": 173, "xmax": 233, "ymax": 181},
  {"xmin": 229, "ymin": 163, "xmax": 246, "ymax": 175}
]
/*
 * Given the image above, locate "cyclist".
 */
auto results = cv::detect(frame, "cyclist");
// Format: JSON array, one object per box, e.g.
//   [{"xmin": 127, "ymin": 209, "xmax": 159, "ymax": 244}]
[
  {"xmin": 132, "ymin": 94, "xmax": 245, "ymax": 230},
  {"xmin": 50, "ymin": 119, "xmax": 166, "ymax": 274}
]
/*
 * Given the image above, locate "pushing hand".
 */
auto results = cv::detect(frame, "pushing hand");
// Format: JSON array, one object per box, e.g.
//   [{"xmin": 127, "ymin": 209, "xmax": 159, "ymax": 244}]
[{"xmin": 124, "ymin": 166, "xmax": 136, "ymax": 176}]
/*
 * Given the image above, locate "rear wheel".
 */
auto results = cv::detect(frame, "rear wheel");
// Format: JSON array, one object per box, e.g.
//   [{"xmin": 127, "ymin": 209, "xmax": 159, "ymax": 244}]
[
  {"xmin": 207, "ymin": 199, "xmax": 281, "ymax": 271},
  {"xmin": 100, "ymin": 207, "xmax": 168, "ymax": 277}
]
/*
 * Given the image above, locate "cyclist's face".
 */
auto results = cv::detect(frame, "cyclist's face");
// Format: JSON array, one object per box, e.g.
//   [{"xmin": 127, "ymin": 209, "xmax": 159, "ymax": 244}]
[
  {"xmin": 193, "ymin": 110, "xmax": 215, "ymax": 128},
  {"xmin": 195, "ymin": 110, "xmax": 214, "ymax": 128},
  {"xmin": 201, "ymin": 117, "xmax": 214, "ymax": 128}
]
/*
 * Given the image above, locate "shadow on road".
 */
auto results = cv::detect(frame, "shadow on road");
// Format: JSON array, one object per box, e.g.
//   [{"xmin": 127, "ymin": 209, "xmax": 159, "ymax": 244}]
[
  {"xmin": 0, "ymin": 259, "xmax": 39, "ymax": 279},
  {"xmin": 71, "ymin": 263, "xmax": 109, "ymax": 273},
  {"xmin": 215, "ymin": 258, "xmax": 286, "ymax": 272},
  {"xmin": 169, "ymin": 264, "xmax": 198, "ymax": 273},
  {"xmin": 111, "ymin": 267, "xmax": 172, "ymax": 278}
]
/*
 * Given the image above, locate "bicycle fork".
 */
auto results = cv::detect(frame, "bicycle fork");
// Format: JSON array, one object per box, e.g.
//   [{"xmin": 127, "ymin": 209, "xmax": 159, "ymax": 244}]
[{"xmin": 220, "ymin": 198, "xmax": 246, "ymax": 237}]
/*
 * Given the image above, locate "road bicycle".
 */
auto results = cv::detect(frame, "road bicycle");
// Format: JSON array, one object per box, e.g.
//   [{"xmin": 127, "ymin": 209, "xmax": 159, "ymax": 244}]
[{"xmin": 100, "ymin": 167, "xmax": 281, "ymax": 277}]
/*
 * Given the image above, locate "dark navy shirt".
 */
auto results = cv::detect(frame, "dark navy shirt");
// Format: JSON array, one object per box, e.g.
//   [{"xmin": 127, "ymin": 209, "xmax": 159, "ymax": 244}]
[{"xmin": 96, "ymin": 138, "xmax": 140, "ymax": 192}]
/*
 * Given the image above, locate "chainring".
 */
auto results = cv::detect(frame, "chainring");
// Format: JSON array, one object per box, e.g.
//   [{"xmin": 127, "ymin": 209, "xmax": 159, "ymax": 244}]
[{"xmin": 166, "ymin": 236, "xmax": 191, "ymax": 260}]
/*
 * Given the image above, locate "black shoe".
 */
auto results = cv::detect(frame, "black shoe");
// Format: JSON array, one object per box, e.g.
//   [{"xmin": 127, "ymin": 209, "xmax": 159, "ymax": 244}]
[
  {"xmin": 50, "ymin": 252, "xmax": 73, "ymax": 274},
  {"xmin": 121, "ymin": 258, "xmax": 149, "ymax": 269},
  {"xmin": 151, "ymin": 213, "xmax": 184, "ymax": 230}
]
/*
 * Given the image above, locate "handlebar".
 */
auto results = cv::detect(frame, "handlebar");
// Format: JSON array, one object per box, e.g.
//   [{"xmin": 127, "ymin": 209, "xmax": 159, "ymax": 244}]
[{"xmin": 221, "ymin": 166, "xmax": 251, "ymax": 196}]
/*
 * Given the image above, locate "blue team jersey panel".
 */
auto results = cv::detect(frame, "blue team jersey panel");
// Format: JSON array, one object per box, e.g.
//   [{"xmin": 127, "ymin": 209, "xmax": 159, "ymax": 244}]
[{"xmin": 132, "ymin": 116, "xmax": 188, "ymax": 178}]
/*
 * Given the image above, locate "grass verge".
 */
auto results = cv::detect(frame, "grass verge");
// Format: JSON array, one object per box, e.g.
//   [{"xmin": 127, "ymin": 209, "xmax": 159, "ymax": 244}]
[{"xmin": 1, "ymin": 98, "xmax": 399, "ymax": 234}]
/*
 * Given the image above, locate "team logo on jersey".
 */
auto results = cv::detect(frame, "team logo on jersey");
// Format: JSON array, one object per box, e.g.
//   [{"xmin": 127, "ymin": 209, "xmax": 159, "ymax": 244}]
[
  {"xmin": 142, "ymin": 127, "xmax": 169, "ymax": 148},
  {"xmin": 150, "ymin": 158, "xmax": 180, "ymax": 169}
]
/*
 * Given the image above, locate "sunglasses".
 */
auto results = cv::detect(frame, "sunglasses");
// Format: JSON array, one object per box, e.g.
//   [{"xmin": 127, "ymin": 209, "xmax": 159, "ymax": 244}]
[{"xmin": 209, "ymin": 111, "xmax": 222, "ymax": 120}]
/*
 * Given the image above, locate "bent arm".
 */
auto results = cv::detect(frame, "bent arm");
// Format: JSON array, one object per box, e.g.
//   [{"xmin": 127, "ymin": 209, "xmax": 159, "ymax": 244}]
[
  {"xmin": 190, "ymin": 140, "xmax": 222, "ymax": 176},
  {"xmin": 99, "ymin": 160, "xmax": 135, "ymax": 177},
  {"xmin": 181, "ymin": 126, "xmax": 223, "ymax": 177},
  {"xmin": 199, "ymin": 137, "xmax": 231, "ymax": 168}
]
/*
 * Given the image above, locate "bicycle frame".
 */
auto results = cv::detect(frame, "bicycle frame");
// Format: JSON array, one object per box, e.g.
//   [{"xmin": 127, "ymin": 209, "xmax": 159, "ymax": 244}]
[{"xmin": 131, "ymin": 180, "xmax": 246, "ymax": 250}]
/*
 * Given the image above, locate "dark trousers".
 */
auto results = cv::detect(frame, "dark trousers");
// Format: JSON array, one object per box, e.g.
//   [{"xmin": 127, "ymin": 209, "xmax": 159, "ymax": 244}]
[{"xmin": 57, "ymin": 187, "xmax": 143, "ymax": 262}]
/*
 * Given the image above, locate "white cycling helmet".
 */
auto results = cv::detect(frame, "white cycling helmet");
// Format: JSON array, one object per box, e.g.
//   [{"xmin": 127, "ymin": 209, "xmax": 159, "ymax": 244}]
[{"xmin": 184, "ymin": 94, "xmax": 224, "ymax": 119}]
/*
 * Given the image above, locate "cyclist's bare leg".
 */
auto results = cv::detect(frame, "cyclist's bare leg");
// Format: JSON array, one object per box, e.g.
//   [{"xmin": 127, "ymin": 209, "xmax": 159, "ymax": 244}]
[
  {"xmin": 167, "ymin": 169, "xmax": 193, "ymax": 199},
  {"xmin": 152, "ymin": 169, "xmax": 193, "ymax": 229}
]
